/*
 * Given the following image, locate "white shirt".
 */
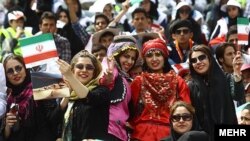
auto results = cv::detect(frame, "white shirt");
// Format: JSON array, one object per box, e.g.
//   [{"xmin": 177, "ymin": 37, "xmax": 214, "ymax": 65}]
[{"xmin": 0, "ymin": 63, "xmax": 7, "ymax": 118}]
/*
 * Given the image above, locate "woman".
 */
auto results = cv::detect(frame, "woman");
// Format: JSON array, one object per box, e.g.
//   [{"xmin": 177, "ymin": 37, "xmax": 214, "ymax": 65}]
[
  {"xmin": 100, "ymin": 35, "xmax": 140, "ymax": 141},
  {"xmin": 57, "ymin": 50, "xmax": 110, "ymax": 140},
  {"xmin": 162, "ymin": 101, "xmax": 208, "ymax": 141},
  {"xmin": 2, "ymin": 54, "xmax": 63, "ymax": 141},
  {"xmin": 55, "ymin": 6, "xmax": 84, "ymax": 58},
  {"xmin": 188, "ymin": 44, "xmax": 244, "ymax": 140},
  {"xmin": 130, "ymin": 38, "xmax": 191, "ymax": 141}
]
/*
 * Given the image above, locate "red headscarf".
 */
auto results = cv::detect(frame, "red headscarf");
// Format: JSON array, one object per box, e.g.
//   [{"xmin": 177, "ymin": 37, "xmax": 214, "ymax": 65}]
[{"xmin": 142, "ymin": 38, "xmax": 169, "ymax": 58}]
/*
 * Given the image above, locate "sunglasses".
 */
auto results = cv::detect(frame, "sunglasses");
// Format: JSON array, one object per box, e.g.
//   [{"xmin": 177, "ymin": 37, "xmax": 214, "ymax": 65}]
[
  {"xmin": 240, "ymin": 116, "xmax": 250, "ymax": 122},
  {"xmin": 190, "ymin": 54, "xmax": 207, "ymax": 64},
  {"xmin": 145, "ymin": 50, "xmax": 162, "ymax": 58},
  {"xmin": 179, "ymin": 9, "xmax": 190, "ymax": 14},
  {"xmin": 175, "ymin": 29, "xmax": 190, "ymax": 35},
  {"xmin": 6, "ymin": 65, "xmax": 23, "ymax": 75},
  {"xmin": 75, "ymin": 63, "xmax": 95, "ymax": 71},
  {"xmin": 171, "ymin": 113, "xmax": 193, "ymax": 122}
]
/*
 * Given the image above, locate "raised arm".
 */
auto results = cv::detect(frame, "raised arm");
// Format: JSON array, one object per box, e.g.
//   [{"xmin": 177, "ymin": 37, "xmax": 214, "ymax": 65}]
[
  {"xmin": 65, "ymin": 0, "xmax": 90, "ymax": 46},
  {"xmin": 108, "ymin": 0, "xmax": 130, "ymax": 27}
]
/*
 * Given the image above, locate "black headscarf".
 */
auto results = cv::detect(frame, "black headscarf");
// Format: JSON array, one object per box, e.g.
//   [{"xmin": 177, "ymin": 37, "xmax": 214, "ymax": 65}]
[{"xmin": 188, "ymin": 45, "xmax": 237, "ymax": 136}]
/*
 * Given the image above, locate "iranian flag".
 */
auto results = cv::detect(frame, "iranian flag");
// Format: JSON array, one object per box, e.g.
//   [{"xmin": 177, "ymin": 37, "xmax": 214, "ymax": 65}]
[
  {"xmin": 237, "ymin": 17, "xmax": 249, "ymax": 45},
  {"xmin": 19, "ymin": 33, "xmax": 58, "ymax": 68}
]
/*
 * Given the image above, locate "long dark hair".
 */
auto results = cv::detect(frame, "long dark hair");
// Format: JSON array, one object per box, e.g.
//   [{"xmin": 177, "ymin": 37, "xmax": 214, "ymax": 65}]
[{"xmin": 189, "ymin": 44, "xmax": 214, "ymax": 77}]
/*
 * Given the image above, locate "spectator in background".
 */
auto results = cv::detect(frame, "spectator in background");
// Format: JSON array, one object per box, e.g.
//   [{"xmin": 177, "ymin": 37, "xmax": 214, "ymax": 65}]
[
  {"xmin": 215, "ymin": 42, "xmax": 237, "ymax": 73},
  {"xmin": 55, "ymin": 6, "xmax": 85, "ymax": 58},
  {"xmin": 0, "ymin": 63, "xmax": 7, "ymax": 140},
  {"xmin": 92, "ymin": 28, "xmax": 120, "ymax": 48},
  {"xmin": 168, "ymin": 19, "xmax": 195, "ymax": 65},
  {"xmin": 86, "ymin": 13, "xmax": 110, "ymax": 34},
  {"xmin": 91, "ymin": 44, "xmax": 107, "ymax": 62},
  {"xmin": 210, "ymin": 0, "xmax": 242, "ymax": 41},
  {"xmin": 0, "ymin": 10, "xmax": 33, "ymax": 62},
  {"xmin": 241, "ymin": 64, "xmax": 250, "ymax": 86},
  {"xmin": 0, "ymin": 63, "xmax": 7, "ymax": 118},
  {"xmin": 238, "ymin": 103, "xmax": 250, "ymax": 125},
  {"xmin": 38, "ymin": 11, "xmax": 71, "ymax": 63},
  {"xmin": 244, "ymin": 83, "xmax": 250, "ymax": 102},
  {"xmin": 139, "ymin": 0, "xmax": 168, "ymax": 33},
  {"xmin": 169, "ymin": 1, "xmax": 206, "ymax": 45},
  {"xmin": 131, "ymin": 8, "xmax": 150, "ymax": 34}
]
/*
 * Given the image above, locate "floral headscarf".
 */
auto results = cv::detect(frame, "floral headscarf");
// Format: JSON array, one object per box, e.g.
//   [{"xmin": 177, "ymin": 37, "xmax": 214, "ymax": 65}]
[{"xmin": 107, "ymin": 35, "xmax": 140, "ymax": 80}]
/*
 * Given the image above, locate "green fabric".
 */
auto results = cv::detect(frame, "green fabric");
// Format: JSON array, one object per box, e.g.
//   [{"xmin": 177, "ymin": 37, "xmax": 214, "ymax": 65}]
[{"xmin": 0, "ymin": 27, "xmax": 32, "ymax": 62}]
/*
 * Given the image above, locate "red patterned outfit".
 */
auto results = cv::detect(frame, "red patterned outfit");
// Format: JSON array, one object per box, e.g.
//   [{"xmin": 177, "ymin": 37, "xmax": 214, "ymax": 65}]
[{"xmin": 130, "ymin": 71, "xmax": 191, "ymax": 141}]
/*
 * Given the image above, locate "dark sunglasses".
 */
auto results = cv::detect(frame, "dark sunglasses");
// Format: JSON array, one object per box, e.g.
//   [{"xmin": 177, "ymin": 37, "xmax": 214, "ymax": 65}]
[
  {"xmin": 75, "ymin": 63, "xmax": 95, "ymax": 71},
  {"xmin": 190, "ymin": 54, "xmax": 207, "ymax": 64},
  {"xmin": 6, "ymin": 65, "xmax": 23, "ymax": 75},
  {"xmin": 145, "ymin": 50, "xmax": 162, "ymax": 58},
  {"xmin": 171, "ymin": 113, "xmax": 193, "ymax": 122},
  {"xmin": 240, "ymin": 116, "xmax": 250, "ymax": 122},
  {"xmin": 175, "ymin": 29, "xmax": 190, "ymax": 35},
  {"xmin": 179, "ymin": 9, "xmax": 190, "ymax": 14}
]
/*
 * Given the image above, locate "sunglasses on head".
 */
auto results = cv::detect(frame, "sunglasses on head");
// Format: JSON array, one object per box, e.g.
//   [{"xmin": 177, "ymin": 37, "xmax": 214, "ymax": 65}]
[
  {"xmin": 171, "ymin": 113, "xmax": 193, "ymax": 122},
  {"xmin": 6, "ymin": 65, "xmax": 23, "ymax": 75},
  {"xmin": 75, "ymin": 63, "xmax": 95, "ymax": 71},
  {"xmin": 175, "ymin": 29, "xmax": 190, "ymax": 35},
  {"xmin": 190, "ymin": 54, "xmax": 207, "ymax": 64}
]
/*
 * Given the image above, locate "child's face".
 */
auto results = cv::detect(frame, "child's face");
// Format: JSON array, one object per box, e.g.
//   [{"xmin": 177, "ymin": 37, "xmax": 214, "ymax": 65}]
[
  {"xmin": 100, "ymin": 35, "xmax": 114, "ymax": 48},
  {"xmin": 227, "ymin": 6, "xmax": 239, "ymax": 19},
  {"xmin": 93, "ymin": 49, "xmax": 107, "ymax": 62}
]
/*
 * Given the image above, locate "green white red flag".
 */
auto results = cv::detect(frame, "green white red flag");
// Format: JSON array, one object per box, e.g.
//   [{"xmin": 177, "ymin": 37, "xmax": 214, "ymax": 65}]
[
  {"xmin": 19, "ymin": 33, "xmax": 58, "ymax": 68},
  {"xmin": 19, "ymin": 33, "xmax": 70, "ymax": 100},
  {"xmin": 237, "ymin": 17, "xmax": 249, "ymax": 45}
]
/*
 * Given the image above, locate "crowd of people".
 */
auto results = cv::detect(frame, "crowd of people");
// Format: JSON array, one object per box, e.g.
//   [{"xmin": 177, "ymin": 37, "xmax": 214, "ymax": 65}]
[{"xmin": 0, "ymin": 0, "xmax": 250, "ymax": 141}]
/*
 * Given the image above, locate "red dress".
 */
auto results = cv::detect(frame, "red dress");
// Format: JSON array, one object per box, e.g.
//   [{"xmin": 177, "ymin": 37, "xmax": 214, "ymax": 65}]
[{"xmin": 130, "ymin": 71, "xmax": 191, "ymax": 141}]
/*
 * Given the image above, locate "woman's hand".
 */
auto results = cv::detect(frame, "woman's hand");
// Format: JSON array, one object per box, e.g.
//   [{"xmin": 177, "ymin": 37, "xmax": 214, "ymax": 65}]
[
  {"xmin": 103, "ymin": 58, "xmax": 114, "ymax": 85},
  {"xmin": 57, "ymin": 59, "xmax": 73, "ymax": 79},
  {"xmin": 5, "ymin": 112, "xmax": 17, "ymax": 128}
]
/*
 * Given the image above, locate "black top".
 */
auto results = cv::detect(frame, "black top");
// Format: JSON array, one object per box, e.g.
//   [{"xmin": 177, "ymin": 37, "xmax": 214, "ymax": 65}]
[
  {"xmin": 70, "ymin": 85, "xmax": 110, "ymax": 141},
  {"xmin": 3, "ymin": 99, "xmax": 64, "ymax": 141},
  {"xmin": 188, "ymin": 56, "xmax": 244, "ymax": 140}
]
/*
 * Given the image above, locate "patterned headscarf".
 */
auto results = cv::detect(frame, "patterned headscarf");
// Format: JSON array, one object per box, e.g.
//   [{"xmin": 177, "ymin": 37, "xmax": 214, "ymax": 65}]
[
  {"xmin": 107, "ymin": 35, "xmax": 139, "ymax": 79},
  {"xmin": 142, "ymin": 38, "xmax": 169, "ymax": 58}
]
